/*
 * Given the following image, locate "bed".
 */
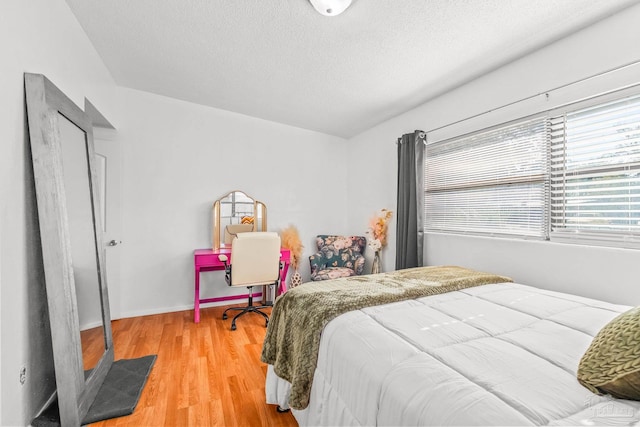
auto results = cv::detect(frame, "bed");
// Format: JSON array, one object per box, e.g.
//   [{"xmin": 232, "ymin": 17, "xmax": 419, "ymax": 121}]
[{"xmin": 262, "ymin": 266, "xmax": 640, "ymax": 426}]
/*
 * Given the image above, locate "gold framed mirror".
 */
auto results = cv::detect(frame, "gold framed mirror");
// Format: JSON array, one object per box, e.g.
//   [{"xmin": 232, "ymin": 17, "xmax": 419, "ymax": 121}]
[{"xmin": 212, "ymin": 190, "xmax": 267, "ymax": 249}]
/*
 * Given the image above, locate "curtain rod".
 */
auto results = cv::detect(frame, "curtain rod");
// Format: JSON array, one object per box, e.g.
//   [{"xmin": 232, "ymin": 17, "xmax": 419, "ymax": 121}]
[
  {"xmin": 424, "ymin": 59, "xmax": 640, "ymax": 135},
  {"xmin": 396, "ymin": 130, "xmax": 427, "ymax": 144}
]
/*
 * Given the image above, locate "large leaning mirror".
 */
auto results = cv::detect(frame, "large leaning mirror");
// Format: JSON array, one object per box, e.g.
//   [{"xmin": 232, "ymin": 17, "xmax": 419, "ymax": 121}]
[
  {"xmin": 25, "ymin": 73, "xmax": 113, "ymax": 426},
  {"xmin": 212, "ymin": 190, "xmax": 267, "ymax": 249}
]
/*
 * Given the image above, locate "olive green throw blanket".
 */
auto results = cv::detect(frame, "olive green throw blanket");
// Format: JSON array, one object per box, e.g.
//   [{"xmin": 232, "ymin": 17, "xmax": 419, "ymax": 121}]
[{"xmin": 260, "ymin": 265, "xmax": 512, "ymax": 410}]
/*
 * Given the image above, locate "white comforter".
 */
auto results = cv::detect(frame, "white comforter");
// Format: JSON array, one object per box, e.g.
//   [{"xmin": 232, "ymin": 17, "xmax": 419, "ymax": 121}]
[{"xmin": 266, "ymin": 283, "xmax": 640, "ymax": 426}]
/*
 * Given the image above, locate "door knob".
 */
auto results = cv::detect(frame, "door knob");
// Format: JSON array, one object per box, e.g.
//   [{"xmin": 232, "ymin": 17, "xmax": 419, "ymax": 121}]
[{"xmin": 108, "ymin": 240, "xmax": 122, "ymax": 246}]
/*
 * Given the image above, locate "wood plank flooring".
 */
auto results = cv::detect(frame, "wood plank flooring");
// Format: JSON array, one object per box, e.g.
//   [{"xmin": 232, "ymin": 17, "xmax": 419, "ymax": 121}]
[{"xmin": 88, "ymin": 304, "xmax": 298, "ymax": 427}]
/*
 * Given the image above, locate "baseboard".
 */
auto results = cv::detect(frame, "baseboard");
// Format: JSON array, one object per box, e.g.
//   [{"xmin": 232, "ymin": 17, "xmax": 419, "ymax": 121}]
[{"xmin": 113, "ymin": 297, "xmax": 265, "ymax": 321}]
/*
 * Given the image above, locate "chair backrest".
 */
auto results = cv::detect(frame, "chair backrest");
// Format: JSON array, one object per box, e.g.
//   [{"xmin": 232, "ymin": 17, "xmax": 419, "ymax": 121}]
[
  {"xmin": 230, "ymin": 232, "xmax": 281, "ymax": 287},
  {"xmin": 224, "ymin": 223, "xmax": 255, "ymax": 245},
  {"xmin": 315, "ymin": 235, "xmax": 366, "ymax": 266}
]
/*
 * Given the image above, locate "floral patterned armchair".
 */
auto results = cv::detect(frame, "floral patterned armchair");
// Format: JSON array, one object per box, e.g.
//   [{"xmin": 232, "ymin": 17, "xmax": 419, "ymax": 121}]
[{"xmin": 309, "ymin": 235, "xmax": 367, "ymax": 281}]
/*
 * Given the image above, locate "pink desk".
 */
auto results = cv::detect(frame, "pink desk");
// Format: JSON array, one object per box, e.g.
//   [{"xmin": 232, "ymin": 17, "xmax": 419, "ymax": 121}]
[{"xmin": 193, "ymin": 247, "xmax": 291, "ymax": 323}]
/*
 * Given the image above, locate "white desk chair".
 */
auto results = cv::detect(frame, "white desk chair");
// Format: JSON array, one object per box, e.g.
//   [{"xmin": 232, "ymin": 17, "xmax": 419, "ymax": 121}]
[{"xmin": 218, "ymin": 232, "xmax": 282, "ymax": 331}]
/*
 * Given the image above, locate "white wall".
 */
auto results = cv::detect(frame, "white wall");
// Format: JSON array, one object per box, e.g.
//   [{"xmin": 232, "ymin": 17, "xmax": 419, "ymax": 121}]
[
  {"xmin": 347, "ymin": 3, "xmax": 640, "ymax": 305},
  {"xmin": 114, "ymin": 88, "xmax": 348, "ymax": 318},
  {"xmin": 0, "ymin": 1, "xmax": 120, "ymax": 425},
  {"xmin": 1, "ymin": 2, "xmax": 348, "ymax": 421},
  {"xmin": 426, "ymin": 233, "xmax": 640, "ymax": 304}
]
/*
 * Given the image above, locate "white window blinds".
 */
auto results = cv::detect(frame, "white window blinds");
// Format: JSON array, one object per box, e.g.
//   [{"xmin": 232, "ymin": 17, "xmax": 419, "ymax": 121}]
[
  {"xmin": 425, "ymin": 117, "xmax": 549, "ymax": 238},
  {"xmin": 550, "ymin": 93, "xmax": 640, "ymax": 244}
]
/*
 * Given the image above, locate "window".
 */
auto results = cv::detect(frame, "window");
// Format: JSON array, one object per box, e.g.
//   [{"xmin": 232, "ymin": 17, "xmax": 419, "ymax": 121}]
[
  {"xmin": 425, "ymin": 117, "xmax": 549, "ymax": 238},
  {"xmin": 425, "ymin": 88, "xmax": 640, "ymax": 249},
  {"xmin": 550, "ymin": 93, "xmax": 640, "ymax": 246}
]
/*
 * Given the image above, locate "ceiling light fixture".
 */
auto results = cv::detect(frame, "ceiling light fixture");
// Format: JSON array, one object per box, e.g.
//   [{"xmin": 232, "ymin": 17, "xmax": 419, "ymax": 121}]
[{"xmin": 308, "ymin": 0, "xmax": 353, "ymax": 16}]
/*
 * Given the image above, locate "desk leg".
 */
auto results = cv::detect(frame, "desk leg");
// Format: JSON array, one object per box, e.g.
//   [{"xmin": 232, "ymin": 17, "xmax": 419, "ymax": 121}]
[
  {"xmin": 194, "ymin": 267, "xmax": 200, "ymax": 323},
  {"xmin": 279, "ymin": 261, "xmax": 290, "ymax": 296}
]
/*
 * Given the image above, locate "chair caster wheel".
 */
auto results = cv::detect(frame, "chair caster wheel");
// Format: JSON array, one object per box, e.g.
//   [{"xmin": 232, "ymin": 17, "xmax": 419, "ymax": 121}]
[
  {"xmin": 222, "ymin": 313, "xmax": 228, "ymax": 320},
  {"xmin": 276, "ymin": 406, "xmax": 290, "ymax": 413},
  {"xmin": 230, "ymin": 324, "xmax": 236, "ymax": 331}
]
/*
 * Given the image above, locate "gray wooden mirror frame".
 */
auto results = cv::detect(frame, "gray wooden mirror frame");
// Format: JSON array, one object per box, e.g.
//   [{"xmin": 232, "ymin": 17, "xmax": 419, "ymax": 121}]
[{"xmin": 25, "ymin": 73, "xmax": 114, "ymax": 426}]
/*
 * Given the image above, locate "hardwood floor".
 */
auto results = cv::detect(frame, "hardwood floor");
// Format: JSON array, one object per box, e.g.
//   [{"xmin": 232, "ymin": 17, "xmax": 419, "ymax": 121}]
[{"xmin": 89, "ymin": 304, "xmax": 298, "ymax": 427}]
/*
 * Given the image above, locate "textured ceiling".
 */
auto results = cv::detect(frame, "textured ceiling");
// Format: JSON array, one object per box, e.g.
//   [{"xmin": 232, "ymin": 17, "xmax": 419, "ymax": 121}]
[{"xmin": 65, "ymin": 0, "xmax": 639, "ymax": 138}]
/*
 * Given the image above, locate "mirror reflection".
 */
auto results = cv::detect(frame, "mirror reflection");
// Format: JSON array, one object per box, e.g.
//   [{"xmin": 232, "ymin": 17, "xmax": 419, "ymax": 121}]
[
  {"xmin": 212, "ymin": 190, "xmax": 266, "ymax": 249},
  {"xmin": 58, "ymin": 113, "xmax": 105, "ymax": 371}
]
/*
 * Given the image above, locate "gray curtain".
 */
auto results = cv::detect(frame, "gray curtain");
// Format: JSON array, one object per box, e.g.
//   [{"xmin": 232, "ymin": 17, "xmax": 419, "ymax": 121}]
[{"xmin": 395, "ymin": 130, "xmax": 426, "ymax": 270}]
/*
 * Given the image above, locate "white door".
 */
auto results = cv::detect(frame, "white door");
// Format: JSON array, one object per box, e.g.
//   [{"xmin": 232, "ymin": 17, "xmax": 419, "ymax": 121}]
[{"xmin": 93, "ymin": 127, "xmax": 123, "ymax": 319}]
